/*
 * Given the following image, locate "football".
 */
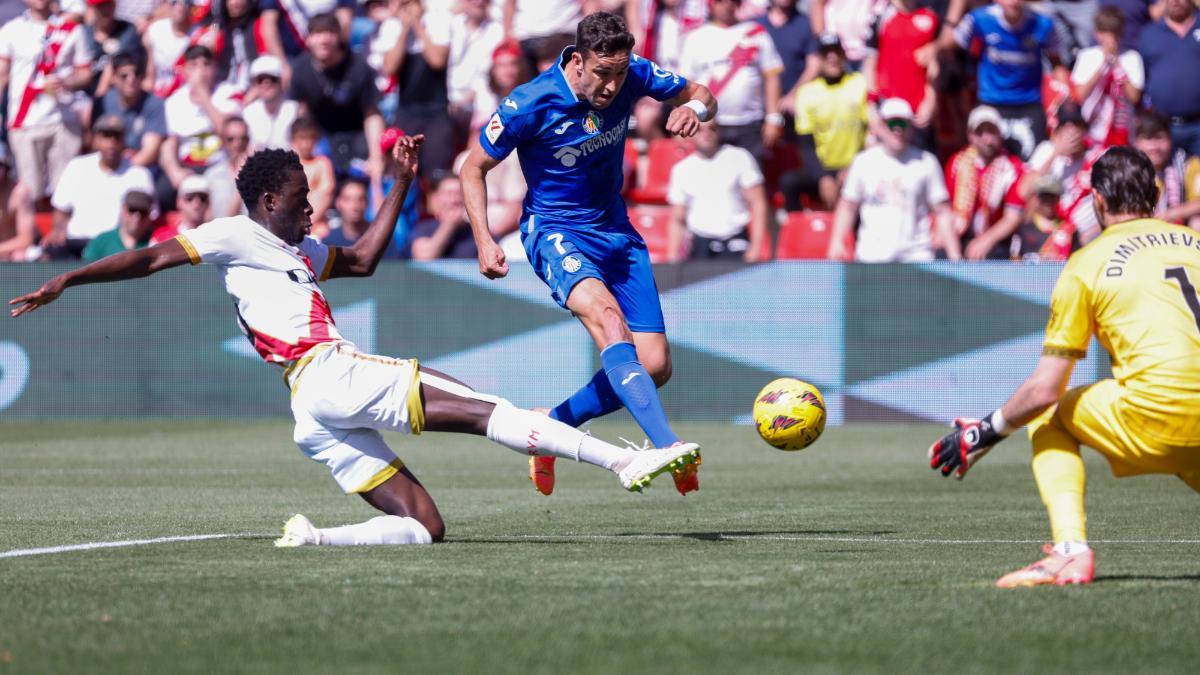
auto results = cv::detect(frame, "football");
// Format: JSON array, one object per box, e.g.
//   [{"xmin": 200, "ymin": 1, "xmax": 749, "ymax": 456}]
[{"xmin": 753, "ymin": 378, "xmax": 827, "ymax": 451}]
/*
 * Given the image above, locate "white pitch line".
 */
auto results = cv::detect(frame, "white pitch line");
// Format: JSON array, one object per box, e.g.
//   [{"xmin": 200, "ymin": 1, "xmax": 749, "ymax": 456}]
[
  {"xmin": 0, "ymin": 534, "xmax": 242, "ymax": 559},
  {"xmin": 2, "ymin": 533, "xmax": 1198, "ymax": 559}
]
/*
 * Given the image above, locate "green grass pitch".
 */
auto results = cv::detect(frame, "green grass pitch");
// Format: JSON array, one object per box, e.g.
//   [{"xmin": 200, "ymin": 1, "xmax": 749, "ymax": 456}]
[{"xmin": 2, "ymin": 420, "xmax": 1199, "ymax": 674}]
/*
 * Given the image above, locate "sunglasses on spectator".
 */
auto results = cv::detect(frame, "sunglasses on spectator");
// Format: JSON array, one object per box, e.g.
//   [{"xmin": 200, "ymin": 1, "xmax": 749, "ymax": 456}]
[
  {"xmin": 224, "ymin": 134, "xmax": 249, "ymax": 143},
  {"xmin": 126, "ymin": 208, "xmax": 151, "ymax": 217},
  {"xmin": 96, "ymin": 129, "xmax": 123, "ymax": 138},
  {"xmin": 254, "ymin": 75, "xmax": 280, "ymax": 85},
  {"xmin": 885, "ymin": 119, "xmax": 910, "ymax": 131},
  {"xmin": 183, "ymin": 192, "xmax": 209, "ymax": 202}
]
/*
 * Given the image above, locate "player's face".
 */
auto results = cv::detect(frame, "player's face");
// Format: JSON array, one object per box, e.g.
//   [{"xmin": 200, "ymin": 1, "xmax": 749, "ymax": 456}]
[
  {"xmin": 1165, "ymin": 0, "xmax": 1193, "ymax": 22},
  {"xmin": 273, "ymin": 169, "xmax": 314, "ymax": 244},
  {"xmin": 335, "ymin": 183, "xmax": 368, "ymax": 224},
  {"xmin": 818, "ymin": 50, "xmax": 844, "ymax": 79},
  {"xmin": 970, "ymin": 123, "xmax": 1002, "ymax": 159},
  {"xmin": 575, "ymin": 51, "xmax": 630, "ymax": 109},
  {"xmin": 693, "ymin": 122, "xmax": 720, "ymax": 155},
  {"xmin": 307, "ymin": 29, "xmax": 340, "ymax": 63},
  {"xmin": 1134, "ymin": 132, "xmax": 1172, "ymax": 170}
]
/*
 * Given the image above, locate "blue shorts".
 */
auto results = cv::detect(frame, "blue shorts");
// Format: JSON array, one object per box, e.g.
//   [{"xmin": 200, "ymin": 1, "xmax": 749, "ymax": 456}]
[{"xmin": 521, "ymin": 215, "xmax": 666, "ymax": 333}]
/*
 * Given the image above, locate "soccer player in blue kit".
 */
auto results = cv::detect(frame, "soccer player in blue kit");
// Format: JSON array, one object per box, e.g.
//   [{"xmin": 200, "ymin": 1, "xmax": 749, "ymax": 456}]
[{"xmin": 460, "ymin": 11, "xmax": 717, "ymax": 496}]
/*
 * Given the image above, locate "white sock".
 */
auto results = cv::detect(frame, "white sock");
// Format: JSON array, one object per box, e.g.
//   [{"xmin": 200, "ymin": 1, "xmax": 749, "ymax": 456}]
[
  {"xmin": 486, "ymin": 404, "xmax": 631, "ymax": 471},
  {"xmin": 1053, "ymin": 540, "xmax": 1089, "ymax": 556},
  {"xmin": 318, "ymin": 516, "xmax": 433, "ymax": 545}
]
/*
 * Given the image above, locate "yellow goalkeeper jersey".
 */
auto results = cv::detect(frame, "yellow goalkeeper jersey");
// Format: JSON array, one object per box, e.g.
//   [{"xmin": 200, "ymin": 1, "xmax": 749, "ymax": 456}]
[{"xmin": 1045, "ymin": 218, "xmax": 1200, "ymax": 444}]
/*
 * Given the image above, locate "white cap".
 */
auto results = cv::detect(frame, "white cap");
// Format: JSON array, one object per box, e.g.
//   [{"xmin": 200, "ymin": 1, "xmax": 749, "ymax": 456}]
[
  {"xmin": 180, "ymin": 175, "xmax": 210, "ymax": 196},
  {"xmin": 878, "ymin": 98, "xmax": 914, "ymax": 122},
  {"xmin": 967, "ymin": 105, "xmax": 1003, "ymax": 132},
  {"xmin": 249, "ymin": 55, "xmax": 283, "ymax": 79}
]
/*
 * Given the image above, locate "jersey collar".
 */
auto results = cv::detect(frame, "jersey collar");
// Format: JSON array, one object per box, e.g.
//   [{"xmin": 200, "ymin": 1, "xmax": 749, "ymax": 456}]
[{"xmin": 554, "ymin": 47, "xmax": 585, "ymax": 105}]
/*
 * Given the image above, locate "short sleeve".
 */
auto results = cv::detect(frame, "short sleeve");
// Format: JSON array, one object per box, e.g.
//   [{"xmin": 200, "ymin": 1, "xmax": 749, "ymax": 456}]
[
  {"xmin": 841, "ymin": 155, "xmax": 867, "ymax": 203},
  {"xmin": 925, "ymin": 153, "xmax": 949, "ymax": 205},
  {"xmin": 953, "ymin": 12, "xmax": 977, "ymax": 49},
  {"xmin": 1121, "ymin": 50, "xmax": 1145, "ymax": 90},
  {"xmin": 144, "ymin": 97, "xmax": 168, "ymax": 136},
  {"xmin": 757, "ymin": 29, "xmax": 783, "ymax": 74},
  {"xmin": 1070, "ymin": 48, "xmax": 1102, "ymax": 86},
  {"xmin": 479, "ymin": 101, "xmax": 533, "ymax": 162},
  {"xmin": 735, "ymin": 148, "xmax": 764, "ymax": 189},
  {"xmin": 176, "ymin": 219, "xmax": 254, "ymax": 266},
  {"xmin": 50, "ymin": 161, "xmax": 79, "ymax": 212},
  {"xmin": 794, "ymin": 87, "xmax": 814, "ymax": 135},
  {"xmin": 626, "ymin": 53, "xmax": 687, "ymax": 102},
  {"xmin": 1185, "ymin": 157, "xmax": 1200, "ymax": 202},
  {"xmin": 0, "ymin": 24, "xmax": 13, "ymax": 60},
  {"xmin": 1043, "ymin": 265, "xmax": 1093, "ymax": 358},
  {"xmin": 666, "ymin": 162, "xmax": 690, "ymax": 206},
  {"xmin": 67, "ymin": 25, "xmax": 91, "ymax": 69},
  {"xmin": 423, "ymin": 11, "xmax": 452, "ymax": 46},
  {"xmin": 298, "ymin": 236, "xmax": 337, "ymax": 281}
]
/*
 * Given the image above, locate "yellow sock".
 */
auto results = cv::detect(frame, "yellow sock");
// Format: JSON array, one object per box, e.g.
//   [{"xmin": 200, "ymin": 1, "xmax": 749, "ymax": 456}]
[{"xmin": 1029, "ymin": 411, "xmax": 1087, "ymax": 545}]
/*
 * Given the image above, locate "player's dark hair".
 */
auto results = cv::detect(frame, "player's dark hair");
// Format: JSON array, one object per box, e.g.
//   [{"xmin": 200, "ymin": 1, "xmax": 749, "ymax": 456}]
[
  {"xmin": 1090, "ymin": 146, "xmax": 1158, "ymax": 216},
  {"xmin": 337, "ymin": 176, "xmax": 369, "ymax": 197},
  {"xmin": 289, "ymin": 116, "xmax": 321, "ymax": 138},
  {"xmin": 184, "ymin": 45, "xmax": 214, "ymax": 62},
  {"xmin": 307, "ymin": 12, "xmax": 340, "ymax": 36},
  {"xmin": 1095, "ymin": 5, "xmax": 1125, "ymax": 34},
  {"xmin": 111, "ymin": 51, "xmax": 139, "ymax": 72},
  {"xmin": 576, "ymin": 11, "xmax": 635, "ymax": 58},
  {"xmin": 1134, "ymin": 110, "xmax": 1170, "ymax": 139},
  {"xmin": 236, "ymin": 149, "xmax": 304, "ymax": 210}
]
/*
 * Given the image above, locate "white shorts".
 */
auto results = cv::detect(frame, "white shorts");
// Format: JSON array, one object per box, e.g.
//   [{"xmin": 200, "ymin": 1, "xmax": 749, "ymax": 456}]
[
  {"xmin": 286, "ymin": 342, "xmax": 511, "ymax": 494},
  {"xmin": 288, "ymin": 342, "xmax": 424, "ymax": 493}
]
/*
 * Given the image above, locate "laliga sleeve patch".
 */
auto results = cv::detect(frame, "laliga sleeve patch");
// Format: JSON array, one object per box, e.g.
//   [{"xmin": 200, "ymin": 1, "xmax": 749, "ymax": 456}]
[{"xmin": 485, "ymin": 114, "xmax": 505, "ymax": 144}]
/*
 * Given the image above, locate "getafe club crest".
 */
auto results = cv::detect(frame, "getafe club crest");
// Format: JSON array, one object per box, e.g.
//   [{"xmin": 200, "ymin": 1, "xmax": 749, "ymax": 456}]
[{"xmin": 582, "ymin": 111, "xmax": 603, "ymax": 135}]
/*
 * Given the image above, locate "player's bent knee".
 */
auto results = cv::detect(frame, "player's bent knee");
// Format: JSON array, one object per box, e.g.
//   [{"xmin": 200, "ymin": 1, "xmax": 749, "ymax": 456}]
[{"xmin": 420, "ymin": 513, "xmax": 446, "ymax": 543}]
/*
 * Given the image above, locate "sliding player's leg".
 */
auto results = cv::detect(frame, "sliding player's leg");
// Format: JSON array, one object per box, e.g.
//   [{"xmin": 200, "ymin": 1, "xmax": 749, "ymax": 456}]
[{"xmin": 415, "ymin": 366, "xmax": 695, "ymax": 491}]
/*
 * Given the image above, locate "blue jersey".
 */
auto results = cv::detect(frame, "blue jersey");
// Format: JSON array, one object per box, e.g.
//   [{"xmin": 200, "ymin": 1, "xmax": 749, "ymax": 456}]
[
  {"xmin": 479, "ymin": 48, "xmax": 687, "ymax": 227},
  {"xmin": 954, "ymin": 6, "xmax": 1058, "ymax": 106}
]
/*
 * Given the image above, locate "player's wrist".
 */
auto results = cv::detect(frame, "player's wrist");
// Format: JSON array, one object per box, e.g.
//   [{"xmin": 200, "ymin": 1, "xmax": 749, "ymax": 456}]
[
  {"xmin": 683, "ymin": 99, "xmax": 709, "ymax": 122},
  {"xmin": 976, "ymin": 410, "xmax": 1011, "ymax": 446}
]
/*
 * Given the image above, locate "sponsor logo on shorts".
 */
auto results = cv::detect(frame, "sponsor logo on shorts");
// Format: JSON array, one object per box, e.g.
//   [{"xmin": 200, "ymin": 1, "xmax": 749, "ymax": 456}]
[
  {"xmin": 562, "ymin": 255, "xmax": 582, "ymax": 273},
  {"xmin": 485, "ymin": 114, "xmax": 504, "ymax": 144}
]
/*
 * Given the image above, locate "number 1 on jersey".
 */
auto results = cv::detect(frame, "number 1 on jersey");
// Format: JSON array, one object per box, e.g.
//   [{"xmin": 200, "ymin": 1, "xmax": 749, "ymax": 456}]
[{"xmin": 1165, "ymin": 267, "xmax": 1200, "ymax": 335}]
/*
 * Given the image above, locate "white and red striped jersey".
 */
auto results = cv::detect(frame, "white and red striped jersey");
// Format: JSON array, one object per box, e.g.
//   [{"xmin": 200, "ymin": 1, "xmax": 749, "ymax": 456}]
[
  {"xmin": 177, "ymin": 216, "xmax": 343, "ymax": 365},
  {"xmin": 0, "ymin": 11, "xmax": 90, "ymax": 130},
  {"xmin": 678, "ymin": 21, "xmax": 782, "ymax": 126}
]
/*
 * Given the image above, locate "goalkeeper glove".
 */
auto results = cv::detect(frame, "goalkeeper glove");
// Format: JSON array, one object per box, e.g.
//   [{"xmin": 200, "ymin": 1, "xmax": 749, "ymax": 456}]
[{"xmin": 928, "ymin": 412, "xmax": 1010, "ymax": 480}]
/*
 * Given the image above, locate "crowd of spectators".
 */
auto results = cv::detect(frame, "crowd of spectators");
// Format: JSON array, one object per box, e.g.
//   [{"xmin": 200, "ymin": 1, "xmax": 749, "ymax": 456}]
[{"xmin": 0, "ymin": 0, "xmax": 1197, "ymax": 264}]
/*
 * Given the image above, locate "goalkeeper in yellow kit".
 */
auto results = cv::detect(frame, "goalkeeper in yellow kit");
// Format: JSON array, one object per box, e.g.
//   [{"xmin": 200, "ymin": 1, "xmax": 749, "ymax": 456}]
[{"xmin": 928, "ymin": 146, "xmax": 1200, "ymax": 588}]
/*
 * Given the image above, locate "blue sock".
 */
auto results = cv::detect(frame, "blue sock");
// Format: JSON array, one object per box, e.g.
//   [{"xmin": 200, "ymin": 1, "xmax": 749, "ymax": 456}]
[
  {"xmin": 549, "ymin": 369, "xmax": 624, "ymax": 428},
  {"xmin": 599, "ymin": 341, "xmax": 679, "ymax": 448}
]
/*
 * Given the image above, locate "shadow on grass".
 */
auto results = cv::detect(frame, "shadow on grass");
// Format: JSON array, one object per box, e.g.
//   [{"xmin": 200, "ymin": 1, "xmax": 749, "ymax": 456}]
[
  {"xmin": 450, "ymin": 529, "xmax": 898, "ymax": 544},
  {"xmin": 1093, "ymin": 574, "xmax": 1200, "ymax": 584}
]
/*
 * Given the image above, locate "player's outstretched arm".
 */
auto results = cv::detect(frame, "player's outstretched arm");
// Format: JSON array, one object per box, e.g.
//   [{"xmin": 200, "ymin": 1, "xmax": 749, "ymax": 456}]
[
  {"xmin": 929, "ymin": 355, "xmax": 1076, "ymax": 479},
  {"xmin": 331, "ymin": 134, "xmax": 423, "ymax": 278},
  {"xmin": 665, "ymin": 82, "xmax": 717, "ymax": 139},
  {"xmin": 9, "ymin": 238, "xmax": 192, "ymax": 317},
  {"xmin": 460, "ymin": 144, "xmax": 509, "ymax": 279}
]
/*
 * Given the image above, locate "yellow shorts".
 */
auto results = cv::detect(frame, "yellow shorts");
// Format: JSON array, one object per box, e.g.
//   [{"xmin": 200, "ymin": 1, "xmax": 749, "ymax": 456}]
[{"xmin": 1030, "ymin": 379, "xmax": 1200, "ymax": 478}]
